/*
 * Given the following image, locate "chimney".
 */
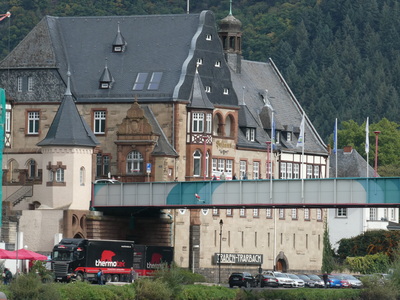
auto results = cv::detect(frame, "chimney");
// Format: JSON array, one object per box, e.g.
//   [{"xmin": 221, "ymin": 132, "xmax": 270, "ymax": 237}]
[{"xmin": 344, "ymin": 146, "xmax": 353, "ymax": 153}]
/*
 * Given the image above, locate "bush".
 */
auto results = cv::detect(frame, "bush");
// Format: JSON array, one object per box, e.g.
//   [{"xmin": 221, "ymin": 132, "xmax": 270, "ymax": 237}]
[
  {"xmin": 176, "ymin": 284, "xmax": 237, "ymax": 300},
  {"xmin": 255, "ymin": 288, "xmax": 361, "ymax": 300},
  {"xmin": 8, "ymin": 272, "xmax": 61, "ymax": 300},
  {"xmin": 135, "ymin": 278, "xmax": 173, "ymax": 300},
  {"xmin": 359, "ymin": 275, "xmax": 398, "ymax": 300}
]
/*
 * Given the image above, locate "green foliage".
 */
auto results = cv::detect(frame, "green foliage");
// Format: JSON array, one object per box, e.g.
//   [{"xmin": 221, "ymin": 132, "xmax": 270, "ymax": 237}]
[
  {"xmin": 29, "ymin": 260, "xmax": 53, "ymax": 283},
  {"xmin": 134, "ymin": 278, "xmax": 173, "ymax": 300},
  {"xmin": 58, "ymin": 281, "xmax": 135, "ymax": 300},
  {"xmin": 176, "ymin": 284, "xmax": 237, "ymax": 300},
  {"xmin": 256, "ymin": 287, "xmax": 361, "ymax": 300},
  {"xmin": 345, "ymin": 253, "xmax": 390, "ymax": 274},
  {"xmin": 321, "ymin": 221, "xmax": 336, "ymax": 273},
  {"xmin": 337, "ymin": 230, "xmax": 400, "ymax": 260},
  {"xmin": 8, "ymin": 272, "xmax": 61, "ymax": 300},
  {"xmin": 360, "ymin": 274, "xmax": 398, "ymax": 300}
]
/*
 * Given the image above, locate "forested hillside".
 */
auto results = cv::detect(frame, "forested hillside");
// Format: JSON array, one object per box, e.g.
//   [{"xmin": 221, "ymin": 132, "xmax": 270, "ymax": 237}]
[{"xmin": 0, "ymin": 0, "xmax": 399, "ymax": 142}]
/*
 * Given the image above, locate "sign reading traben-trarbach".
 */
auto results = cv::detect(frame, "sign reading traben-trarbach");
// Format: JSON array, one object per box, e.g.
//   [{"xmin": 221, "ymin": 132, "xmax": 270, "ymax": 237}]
[{"xmin": 214, "ymin": 253, "xmax": 263, "ymax": 265}]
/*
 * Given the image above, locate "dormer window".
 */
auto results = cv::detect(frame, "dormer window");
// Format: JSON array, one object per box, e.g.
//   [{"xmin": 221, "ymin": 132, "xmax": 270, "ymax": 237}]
[
  {"xmin": 205, "ymin": 86, "xmax": 211, "ymax": 93},
  {"xmin": 206, "ymin": 34, "xmax": 212, "ymax": 41},
  {"xmin": 223, "ymin": 88, "xmax": 229, "ymax": 95},
  {"xmin": 246, "ymin": 128, "xmax": 256, "ymax": 142},
  {"xmin": 287, "ymin": 132, "xmax": 292, "ymax": 142},
  {"xmin": 112, "ymin": 23, "xmax": 127, "ymax": 53},
  {"xmin": 215, "ymin": 61, "xmax": 221, "ymax": 67},
  {"xmin": 99, "ymin": 64, "xmax": 114, "ymax": 89},
  {"xmin": 197, "ymin": 58, "xmax": 203, "ymax": 65}
]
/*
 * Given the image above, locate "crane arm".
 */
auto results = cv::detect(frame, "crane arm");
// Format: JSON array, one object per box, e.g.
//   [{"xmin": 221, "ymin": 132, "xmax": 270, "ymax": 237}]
[{"xmin": 0, "ymin": 12, "xmax": 11, "ymax": 22}]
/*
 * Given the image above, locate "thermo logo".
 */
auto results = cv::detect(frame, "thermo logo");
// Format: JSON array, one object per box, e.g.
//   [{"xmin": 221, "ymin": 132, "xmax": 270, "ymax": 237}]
[{"xmin": 95, "ymin": 250, "xmax": 126, "ymax": 267}]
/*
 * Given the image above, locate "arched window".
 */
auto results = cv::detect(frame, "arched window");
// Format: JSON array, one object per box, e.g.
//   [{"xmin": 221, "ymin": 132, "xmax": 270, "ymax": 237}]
[
  {"xmin": 193, "ymin": 150, "xmax": 201, "ymax": 176},
  {"xmin": 80, "ymin": 167, "xmax": 85, "ymax": 185},
  {"xmin": 225, "ymin": 115, "xmax": 234, "ymax": 137},
  {"xmin": 127, "ymin": 150, "xmax": 143, "ymax": 174},
  {"xmin": 28, "ymin": 159, "xmax": 37, "ymax": 179},
  {"xmin": 213, "ymin": 114, "xmax": 223, "ymax": 136}
]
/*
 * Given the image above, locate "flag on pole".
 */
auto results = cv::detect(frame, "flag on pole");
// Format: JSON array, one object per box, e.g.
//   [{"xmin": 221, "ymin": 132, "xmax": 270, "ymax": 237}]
[
  {"xmin": 297, "ymin": 114, "xmax": 305, "ymax": 148},
  {"xmin": 333, "ymin": 118, "xmax": 337, "ymax": 154},
  {"xmin": 365, "ymin": 117, "xmax": 369, "ymax": 153}
]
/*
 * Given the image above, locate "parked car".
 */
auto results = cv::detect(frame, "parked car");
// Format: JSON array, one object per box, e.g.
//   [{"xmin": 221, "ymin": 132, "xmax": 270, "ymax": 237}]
[
  {"xmin": 94, "ymin": 179, "xmax": 120, "ymax": 184},
  {"xmin": 228, "ymin": 272, "xmax": 256, "ymax": 288},
  {"xmin": 254, "ymin": 274, "xmax": 279, "ymax": 288},
  {"xmin": 297, "ymin": 274, "xmax": 317, "ymax": 288},
  {"xmin": 263, "ymin": 271, "xmax": 295, "ymax": 287},
  {"xmin": 335, "ymin": 274, "xmax": 363, "ymax": 288},
  {"xmin": 303, "ymin": 274, "xmax": 325, "ymax": 288},
  {"xmin": 286, "ymin": 273, "xmax": 305, "ymax": 287},
  {"xmin": 324, "ymin": 274, "xmax": 351, "ymax": 288}
]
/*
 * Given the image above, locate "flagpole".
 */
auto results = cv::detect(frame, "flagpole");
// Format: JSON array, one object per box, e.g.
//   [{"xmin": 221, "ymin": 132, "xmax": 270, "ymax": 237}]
[{"xmin": 335, "ymin": 118, "xmax": 338, "ymax": 178}]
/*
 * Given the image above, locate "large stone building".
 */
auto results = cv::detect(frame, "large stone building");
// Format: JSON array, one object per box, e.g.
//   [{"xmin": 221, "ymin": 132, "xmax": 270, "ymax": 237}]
[{"xmin": 0, "ymin": 8, "xmax": 329, "ymax": 279}]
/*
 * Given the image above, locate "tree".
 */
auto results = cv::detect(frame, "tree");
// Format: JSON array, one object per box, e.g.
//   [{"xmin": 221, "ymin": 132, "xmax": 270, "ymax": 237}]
[{"xmin": 321, "ymin": 220, "xmax": 335, "ymax": 273}]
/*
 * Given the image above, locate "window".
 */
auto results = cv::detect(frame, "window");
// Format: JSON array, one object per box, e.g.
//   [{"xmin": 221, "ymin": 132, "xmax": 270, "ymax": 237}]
[
  {"xmin": 287, "ymin": 132, "xmax": 291, "ymax": 142},
  {"xmin": 96, "ymin": 154, "xmax": 110, "ymax": 177},
  {"xmin": 223, "ymin": 88, "xmax": 229, "ymax": 95},
  {"xmin": 94, "ymin": 111, "xmax": 106, "ymax": 134},
  {"xmin": 266, "ymin": 208, "xmax": 272, "ymax": 219},
  {"xmin": 291, "ymin": 208, "xmax": 297, "ymax": 219},
  {"xmin": 240, "ymin": 208, "xmax": 246, "ymax": 217},
  {"xmin": 212, "ymin": 158, "xmax": 217, "ymax": 172},
  {"xmin": 215, "ymin": 61, "xmax": 221, "ymax": 67},
  {"xmin": 317, "ymin": 208, "xmax": 322, "ymax": 221},
  {"xmin": 132, "ymin": 73, "xmax": 148, "ymax": 90},
  {"xmin": 304, "ymin": 208, "xmax": 310, "ymax": 220},
  {"xmin": 218, "ymin": 159, "xmax": 225, "ymax": 172},
  {"xmin": 17, "ymin": 77, "xmax": 22, "ymax": 92},
  {"xmin": 314, "ymin": 166, "xmax": 320, "ymax": 178},
  {"xmin": 280, "ymin": 162, "xmax": 286, "ymax": 179},
  {"xmin": 205, "ymin": 86, "xmax": 211, "ymax": 93},
  {"xmin": 287, "ymin": 163, "xmax": 292, "ymax": 179},
  {"xmin": 369, "ymin": 208, "xmax": 377, "ymax": 220},
  {"xmin": 196, "ymin": 58, "xmax": 203, "ymax": 65},
  {"xmin": 5, "ymin": 110, "xmax": 11, "ymax": 133},
  {"xmin": 80, "ymin": 167, "xmax": 85, "ymax": 185},
  {"xmin": 206, "ymin": 34, "xmax": 212, "ymax": 41},
  {"xmin": 306, "ymin": 165, "xmax": 313, "ymax": 178},
  {"xmin": 240, "ymin": 161, "xmax": 247, "ymax": 179},
  {"xmin": 226, "ymin": 159, "xmax": 233, "ymax": 175},
  {"xmin": 306, "ymin": 234, "xmax": 309, "ymax": 249},
  {"xmin": 279, "ymin": 208, "xmax": 285, "ymax": 219},
  {"xmin": 147, "ymin": 72, "xmax": 163, "ymax": 90},
  {"xmin": 206, "ymin": 113, "xmax": 212, "ymax": 133},
  {"xmin": 205, "ymin": 151, "xmax": 209, "ymax": 178},
  {"xmin": 245, "ymin": 128, "xmax": 255, "ymax": 141},
  {"xmin": 127, "ymin": 150, "xmax": 143, "ymax": 174},
  {"xmin": 27, "ymin": 76, "xmax": 34, "ymax": 92},
  {"xmin": 391, "ymin": 208, "xmax": 395, "ymax": 220},
  {"xmin": 294, "ymin": 164, "xmax": 299, "ymax": 179},
  {"xmin": 266, "ymin": 162, "xmax": 271, "ymax": 179},
  {"xmin": 253, "ymin": 209, "xmax": 259, "ymax": 217},
  {"xmin": 192, "ymin": 113, "xmax": 204, "ymax": 133},
  {"xmin": 253, "ymin": 161, "xmax": 259, "ymax": 179},
  {"xmin": 336, "ymin": 208, "xmax": 347, "ymax": 217},
  {"xmin": 213, "ymin": 208, "xmax": 219, "ymax": 216},
  {"xmin": 27, "ymin": 111, "xmax": 39, "ymax": 134},
  {"xmin": 28, "ymin": 159, "xmax": 37, "ymax": 179},
  {"xmin": 226, "ymin": 209, "xmax": 232, "ymax": 217},
  {"xmin": 56, "ymin": 168, "xmax": 64, "ymax": 182},
  {"xmin": 193, "ymin": 150, "xmax": 201, "ymax": 176}
]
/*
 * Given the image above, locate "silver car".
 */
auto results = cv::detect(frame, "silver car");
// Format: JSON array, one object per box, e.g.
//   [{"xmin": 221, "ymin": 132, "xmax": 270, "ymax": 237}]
[
  {"xmin": 287, "ymin": 273, "xmax": 305, "ymax": 287},
  {"xmin": 263, "ymin": 271, "xmax": 295, "ymax": 287},
  {"xmin": 337, "ymin": 274, "xmax": 363, "ymax": 288}
]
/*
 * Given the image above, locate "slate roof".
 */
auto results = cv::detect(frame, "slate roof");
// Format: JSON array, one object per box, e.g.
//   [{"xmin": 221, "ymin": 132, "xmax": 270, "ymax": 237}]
[
  {"xmin": 187, "ymin": 70, "xmax": 214, "ymax": 109},
  {"xmin": 230, "ymin": 58, "xmax": 327, "ymax": 154},
  {"xmin": 0, "ymin": 11, "xmax": 238, "ymax": 106},
  {"xmin": 37, "ymin": 78, "xmax": 99, "ymax": 147},
  {"xmin": 329, "ymin": 148, "xmax": 375, "ymax": 178}
]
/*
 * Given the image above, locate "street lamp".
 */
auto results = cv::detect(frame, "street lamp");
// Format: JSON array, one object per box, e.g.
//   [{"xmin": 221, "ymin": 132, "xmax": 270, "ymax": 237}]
[
  {"xmin": 374, "ymin": 131, "xmax": 381, "ymax": 177},
  {"xmin": 15, "ymin": 212, "xmax": 21, "ymax": 276},
  {"xmin": 192, "ymin": 245, "xmax": 199, "ymax": 273},
  {"xmin": 218, "ymin": 219, "xmax": 223, "ymax": 284}
]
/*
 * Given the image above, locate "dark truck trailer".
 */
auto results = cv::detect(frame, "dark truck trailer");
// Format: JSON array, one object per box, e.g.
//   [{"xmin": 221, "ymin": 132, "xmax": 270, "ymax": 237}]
[
  {"xmin": 133, "ymin": 245, "xmax": 174, "ymax": 276},
  {"xmin": 52, "ymin": 238, "xmax": 135, "ymax": 283}
]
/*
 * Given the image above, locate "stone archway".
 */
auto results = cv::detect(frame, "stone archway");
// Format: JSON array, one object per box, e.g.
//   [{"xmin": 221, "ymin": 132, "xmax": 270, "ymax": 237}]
[{"xmin": 275, "ymin": 251, "xmax": 289, "ymax": 272}]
